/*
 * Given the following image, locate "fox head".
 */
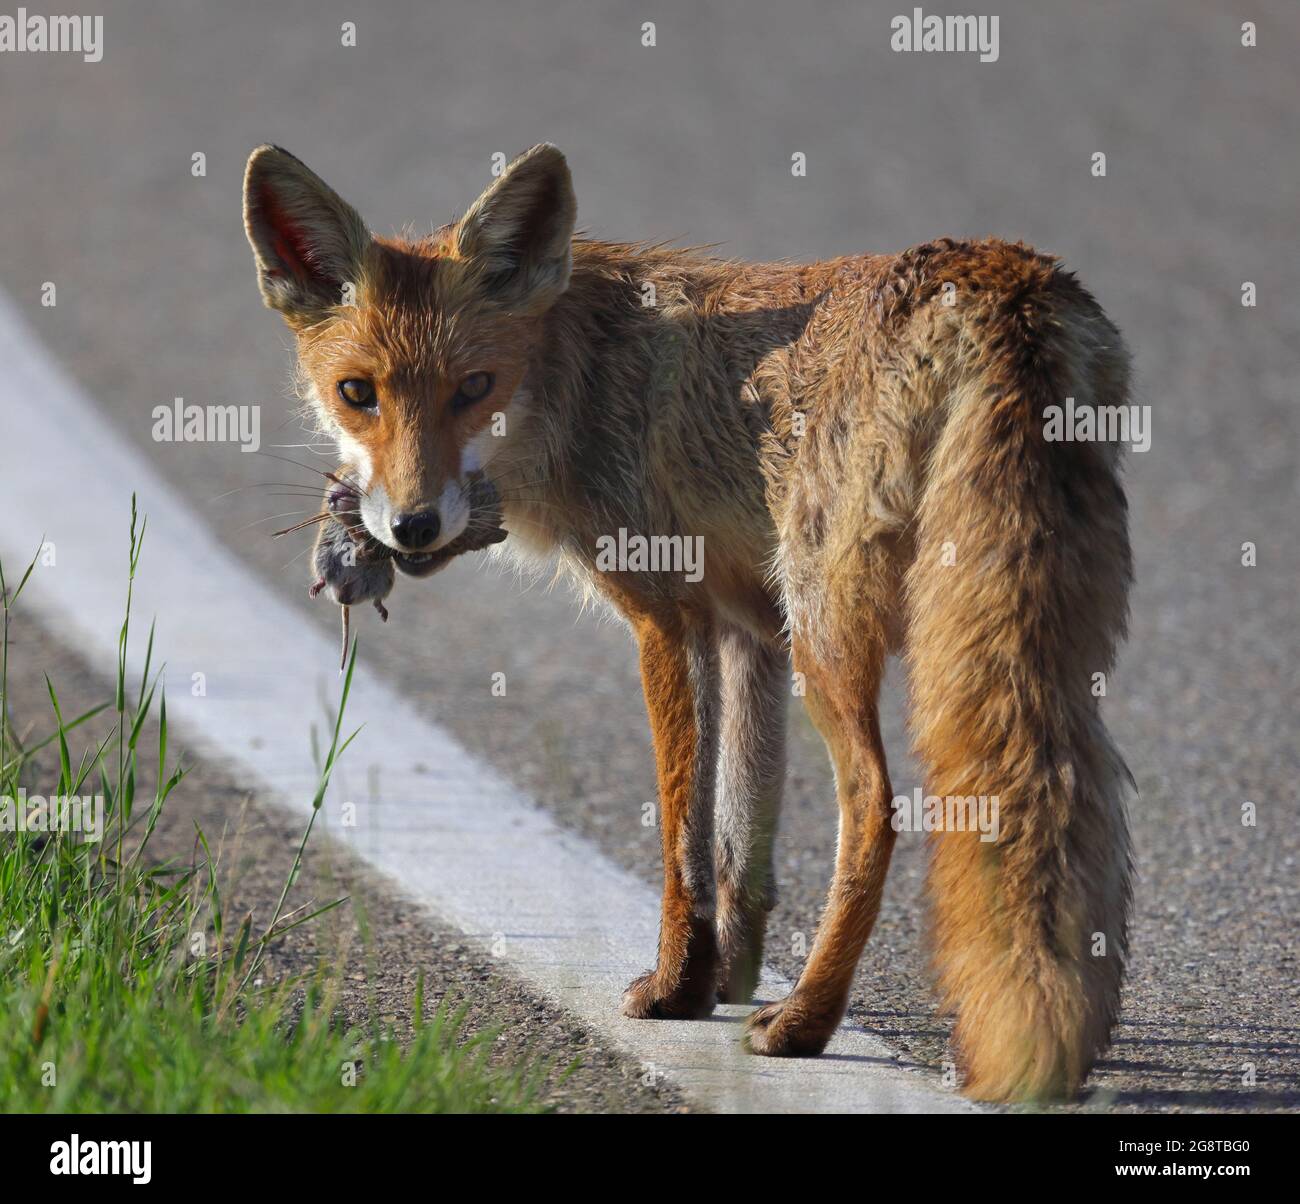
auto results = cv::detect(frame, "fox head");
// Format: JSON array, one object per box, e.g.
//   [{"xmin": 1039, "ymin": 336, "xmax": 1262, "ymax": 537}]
[{"xmin": 243, "ymin": 143, "xmax": 576, "ymax": 573}]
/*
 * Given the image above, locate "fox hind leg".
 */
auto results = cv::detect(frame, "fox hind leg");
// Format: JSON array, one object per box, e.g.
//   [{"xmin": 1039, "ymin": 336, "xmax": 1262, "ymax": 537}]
[
  {"xmin": 714, "ymin": 627, "xmax": 787, "ymax": 1004},
  {"xmin": 744, "ymin": 633, "xmax": 896, "ymax": 1057}
]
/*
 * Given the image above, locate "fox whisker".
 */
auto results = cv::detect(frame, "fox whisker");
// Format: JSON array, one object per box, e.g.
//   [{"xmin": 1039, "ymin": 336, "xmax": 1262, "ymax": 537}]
[
  {"xmin": 250, "ymin": 449, "xmax": 370, "ymax": 497},
  {"xmin": 271, "ymin": 512, "xmax": 332, "ymax": 538}
]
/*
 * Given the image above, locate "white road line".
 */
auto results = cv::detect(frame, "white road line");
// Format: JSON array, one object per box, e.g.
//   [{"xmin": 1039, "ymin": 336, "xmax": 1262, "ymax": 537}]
[{"xmin": 0, "ymin": 291, "xmax": 972, "ymax": 1114}]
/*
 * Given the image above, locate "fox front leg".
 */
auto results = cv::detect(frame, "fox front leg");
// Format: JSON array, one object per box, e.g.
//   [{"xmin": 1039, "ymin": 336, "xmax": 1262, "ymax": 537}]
[{"xmin": 620, "ymin": 610, "xmax": 720, "ymax": 1021}]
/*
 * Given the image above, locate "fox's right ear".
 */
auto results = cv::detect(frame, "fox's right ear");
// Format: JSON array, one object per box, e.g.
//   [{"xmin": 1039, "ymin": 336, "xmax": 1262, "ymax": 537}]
[{"xmin": 243, "ymin": 145, "xmax": 371, "ymax": 326}]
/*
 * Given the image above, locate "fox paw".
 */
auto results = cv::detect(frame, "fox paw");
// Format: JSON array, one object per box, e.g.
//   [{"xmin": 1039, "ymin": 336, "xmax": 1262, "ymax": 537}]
[
  {"xmin": 620, "ymin": 969, "xmax": 717, "ymax": 1021},
  {"xmin": 716, "ymin": 965, "xmax": 760, "ymax": 1006},
  {"xmin": 743, "ymin": 994, "xmax": 837, "ymax": 1057},
  {"xmin": 715, "ymin": 937, "xmax": 763, "ymax": 1004}
]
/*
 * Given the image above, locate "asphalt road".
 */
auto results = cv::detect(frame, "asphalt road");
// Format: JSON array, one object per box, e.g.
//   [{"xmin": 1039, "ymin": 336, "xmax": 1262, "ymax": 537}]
[{"xmin": 2, "ymin": 0, "xmax": 1296, "ymax": 1111}]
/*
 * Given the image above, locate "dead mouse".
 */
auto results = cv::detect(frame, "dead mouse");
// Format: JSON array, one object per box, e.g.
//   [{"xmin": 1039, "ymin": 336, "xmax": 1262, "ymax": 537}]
[{"xmin": 310, "ymin": 504, "xmax": 395, "ymax": 669}]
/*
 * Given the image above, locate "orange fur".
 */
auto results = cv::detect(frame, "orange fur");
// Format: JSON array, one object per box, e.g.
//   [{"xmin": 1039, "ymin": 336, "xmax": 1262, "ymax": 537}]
[{"xmin": 245, "ymin": 144, "xmax": 1134, "ymax": 1102}]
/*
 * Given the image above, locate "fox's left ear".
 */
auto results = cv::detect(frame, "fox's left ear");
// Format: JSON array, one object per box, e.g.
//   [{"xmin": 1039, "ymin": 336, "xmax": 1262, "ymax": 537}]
[
  {"xmin": 455, "ymin": 144, "xmax": 576, "ymax": 313},
  {"xmin": 243, "ymin": 145, "xmax": 371, "ymax": 326}
]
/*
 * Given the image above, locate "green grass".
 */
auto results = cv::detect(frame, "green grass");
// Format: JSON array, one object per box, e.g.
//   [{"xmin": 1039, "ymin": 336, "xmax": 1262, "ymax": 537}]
[{"xmin": 0, "ymin": 499, "xmax": 547, "ymax": 1113}]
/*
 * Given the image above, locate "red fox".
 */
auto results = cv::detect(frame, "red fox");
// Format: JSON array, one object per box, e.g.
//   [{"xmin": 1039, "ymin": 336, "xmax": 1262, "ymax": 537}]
[{"xmin": 244, "ymin": 143, "xmax": 1134, "ymax": 1103}]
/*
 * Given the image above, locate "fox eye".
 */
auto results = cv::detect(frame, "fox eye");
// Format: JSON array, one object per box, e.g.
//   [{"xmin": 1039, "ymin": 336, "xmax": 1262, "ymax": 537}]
[
  {"xmin": 451, "ymin": 372, "xmax": 494, "ymax": 410},
  {"xmin": 337, "ymin": 379, "xmax": 375, "ymax": 409}
]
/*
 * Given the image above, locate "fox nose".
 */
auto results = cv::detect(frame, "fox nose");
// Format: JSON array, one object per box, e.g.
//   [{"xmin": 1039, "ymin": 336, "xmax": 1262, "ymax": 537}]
[{"xmin": 390, "ymin": 509, "xmax": 440, "ymax": 550}]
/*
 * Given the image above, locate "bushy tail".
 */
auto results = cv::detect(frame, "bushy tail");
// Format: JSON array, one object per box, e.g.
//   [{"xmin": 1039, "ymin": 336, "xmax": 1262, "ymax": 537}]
[{"xmin": 905, "ymin": 277, "xmax": 1134, "ymax": 1102}]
